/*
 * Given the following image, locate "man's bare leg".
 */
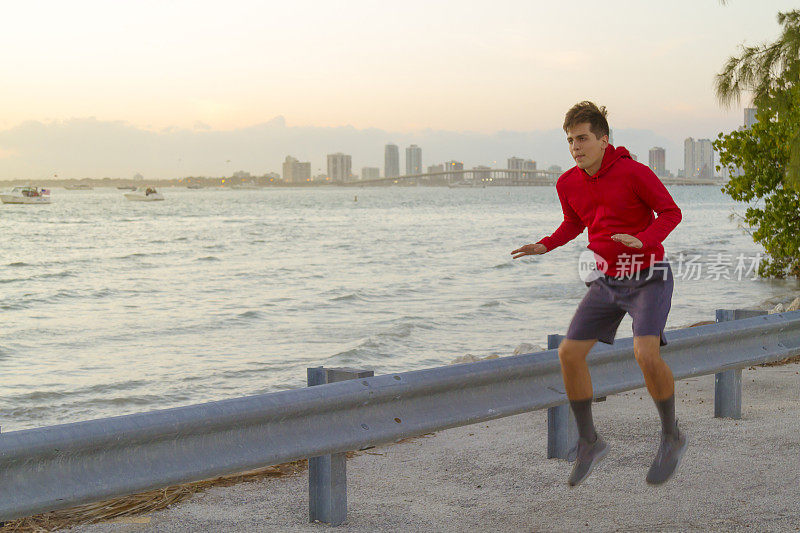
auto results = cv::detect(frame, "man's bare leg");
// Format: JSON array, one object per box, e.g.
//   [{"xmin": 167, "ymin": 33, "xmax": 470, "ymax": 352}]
[
  {"xmin": 633, "ymin": 335, "xmax": 688, "ymax": 484},
  {"xmin": 558, "ymin": 338, "xmax": 597, "ymax": 401},
  {"xmin": 558, "ymin": 338, "xmax": 608, "ymax": 486},
  {"xmin": 633, "ymin": 335, "xmax": 674, "ymax": 400}
]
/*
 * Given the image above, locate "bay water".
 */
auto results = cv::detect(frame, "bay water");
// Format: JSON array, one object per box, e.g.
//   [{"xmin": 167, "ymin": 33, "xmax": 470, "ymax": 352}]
[{"xmin": 1, "ymin": 186, "xmax": 797, "ymax": 431}]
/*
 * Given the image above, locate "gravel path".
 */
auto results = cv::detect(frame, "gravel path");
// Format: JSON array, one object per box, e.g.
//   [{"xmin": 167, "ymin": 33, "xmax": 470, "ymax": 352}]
[{"xmin": 72, "ymin": 362, "xmax": 800, "ymax": 533}]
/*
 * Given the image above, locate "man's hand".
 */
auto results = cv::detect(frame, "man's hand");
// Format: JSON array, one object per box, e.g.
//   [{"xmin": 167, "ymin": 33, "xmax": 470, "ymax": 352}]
[
  {"xmin": 611, "ymin": 234, "xmax": 643, "ymax": 249},
  {"xmin": 511, "ymin": 243, "xmax": 547, "ymax": 259}
]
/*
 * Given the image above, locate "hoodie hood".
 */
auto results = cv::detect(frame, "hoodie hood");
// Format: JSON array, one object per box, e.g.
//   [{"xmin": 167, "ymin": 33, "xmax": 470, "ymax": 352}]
[{"xmin": 582, "ymin": 145, "xmax": 631, "ymax": 179}]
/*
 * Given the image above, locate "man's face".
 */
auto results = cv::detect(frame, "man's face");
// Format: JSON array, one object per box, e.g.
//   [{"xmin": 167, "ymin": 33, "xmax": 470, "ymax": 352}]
[{"xmin": 566, "ymin": 122, "xmax": 608, "ymax": 175}]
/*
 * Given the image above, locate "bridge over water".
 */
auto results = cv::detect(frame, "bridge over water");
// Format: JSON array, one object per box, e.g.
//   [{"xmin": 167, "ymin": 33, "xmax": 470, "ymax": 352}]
[
  {"xmin": 342, "ymin": 168, "xmax": 722, "ymax": 187},
  {"xmin": 343, "ymin": 168, "xmax": 560, "ymax": 186}
]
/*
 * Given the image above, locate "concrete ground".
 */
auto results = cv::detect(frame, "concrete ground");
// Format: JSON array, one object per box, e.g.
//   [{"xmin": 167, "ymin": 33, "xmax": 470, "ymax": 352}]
[{"xmin": 72, "ymin": 362, "xmax": 800, "ymax": 533}]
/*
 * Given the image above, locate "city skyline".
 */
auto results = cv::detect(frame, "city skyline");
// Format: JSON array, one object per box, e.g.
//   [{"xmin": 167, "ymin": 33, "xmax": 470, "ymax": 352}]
[
  {"xmin": 0, "ymin": 1, "xmax": 794, "ymax": 180},
  {"xmin": 0, "ymin": 115, "xmax": 739, "ymax": 180},
  {"xmin": 284, "ymin": 106, "xmax": 759, "ymax": 180}
]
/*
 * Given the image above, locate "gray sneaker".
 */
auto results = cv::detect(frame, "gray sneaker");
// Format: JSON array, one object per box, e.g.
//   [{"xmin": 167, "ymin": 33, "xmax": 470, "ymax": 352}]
[
  {"xmin": 568, "ymin": 434, "xmax": 609, "ymax": 486},
  {"xmin": 646, "ymin": 430, "xmax": 688, "ymax": 485}
]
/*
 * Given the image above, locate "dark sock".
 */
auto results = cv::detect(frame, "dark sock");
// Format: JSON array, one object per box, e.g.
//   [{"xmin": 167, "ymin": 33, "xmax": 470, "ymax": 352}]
[
  {"xmin": 569, "ymin": 399, "xmax": 597, "ymax": 442},
  {"xmin": 655, "ymin": 394, "xmax": 678, "ymax": 436}
]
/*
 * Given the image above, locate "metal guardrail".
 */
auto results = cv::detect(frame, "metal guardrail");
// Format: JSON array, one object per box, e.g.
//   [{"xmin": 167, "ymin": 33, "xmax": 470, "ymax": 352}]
[{"xmin": 1, "ymin": 310, "xmax": 799, "ymax": 524}]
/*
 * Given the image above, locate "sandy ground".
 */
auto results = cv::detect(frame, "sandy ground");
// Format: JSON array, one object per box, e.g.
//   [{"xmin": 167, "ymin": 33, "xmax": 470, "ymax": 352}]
[{"xmin": 71, "ymin": 362, "xmax": 800, "ymax": 533}]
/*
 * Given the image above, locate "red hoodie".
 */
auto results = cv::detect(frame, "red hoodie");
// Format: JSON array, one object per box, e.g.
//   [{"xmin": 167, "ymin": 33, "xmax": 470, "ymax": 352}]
[{"xmin": 537, "ymin": 145, "xmax": 682, "ymax": 277}]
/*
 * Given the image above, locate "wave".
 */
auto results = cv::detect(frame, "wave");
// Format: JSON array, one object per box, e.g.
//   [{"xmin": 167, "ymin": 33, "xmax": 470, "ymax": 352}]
[
  {"xmin": 327, "ymin": 317, "xmax": 439, "ymax": 360},
  {"xmin": 196, "ymin": 256, "xmax": 221, "ymax": 261},
  {"xmin": 235, "ymin": 310, "xmax": 263, "ymax": 321},
  {"xmin": 0, "ymin": 270, "xmax": 76, "ymax": 285},
  {"xmin": 89, "ymin": 287, "xmax": 119, "ymax": 299},
  {"xmin": 8, "ymin": 390, "xmax": 68, "ymax": 402},
  {"xmin": 325, "ymin": 351, "xmax": 367, "ymax": 366},
  {"xmin": 8, "ymin": 262, "xmax": 29, "ymax": 267},
  {"xmin": 330, "ymin": 293, "xmax": 363, "ymax": 302},
  {"xmin": 9, "ymin": 380, "xmax": 151, "ymax": 403},
  {"xmin": 41, "ymin": 270, "xmax": 75, "ymax": 280},
  {"xmin": 81, "ymin": 394, "xmax": 164, "ymax": 408},
  {"xmin": 0, "ymin": 286, "xmax": 120, "ymax": 311},
  {"xmin": 117, "ymin": 251, "xmax": 176, "ymax": 261}
]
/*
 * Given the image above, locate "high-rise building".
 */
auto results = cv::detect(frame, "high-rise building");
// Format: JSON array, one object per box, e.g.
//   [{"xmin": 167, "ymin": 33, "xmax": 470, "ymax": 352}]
[
  {"xmin": 361, "ymin": 167, "xmax": 380, "ymax": 180},
  {"xmin": 405, "ymin": 145, "xmax": 422, "ymax": 176},
  {"xmin": 326, "ymin": 153, "xmax": 352, "ymax": 182},
  {"xmin": 684, "ymin": 138, "xmax": 715, "ymax": 179},
  {"xmin": 508, "ymin": 157, "xmax": 536, "ymax": 171},
  {"xmin": 508, "ymin": 157, "xmax": 536, "ymax": 179},
  {"xmin": 648, "ymin": 147, "xmax": 666, "ymax": 177},
  {"xmin": 443, "ymin": 160, "xmax": 464, "ymax": 181},
  {"xmin": 282, "ymin": 156, "xmax": 311, "ymax": 183},
  {"xmin": 427, "ymin": 164, "xmax": 444, "ymax": 175},
  {"xmin": 727, "ymin": 107, "xmax": 757, "ymax": 180},
  {"xmin": 696, "ymin": 139, "xmax": 714, "ymax": 179},
  {"xmin": 384, "ymin": 144, "xmax": 399, "ymax": 178},
  {"xmin": 683, "ymin": 137, "xmax": 696, "ymax": 179},
  {"xmin": 744, "ymin": 107, "xmax": 758, "ymax": 129}
]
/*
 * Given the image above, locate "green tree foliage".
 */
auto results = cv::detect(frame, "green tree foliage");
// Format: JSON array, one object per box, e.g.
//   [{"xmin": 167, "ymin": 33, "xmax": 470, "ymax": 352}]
[
  {"xmin": 714, "ymin": 9, "xmax": 800, "ymax": 277},
  {"xmin": 713, "ymin": 85, "xmax": 800, "ymax": 278},
  {"xmin": 715, "ymin": 10, "xmax": 800, "ymax": 190},
  {"xmin": 715, "ymin": 11, "xmax": 800, "ymax": 106}
]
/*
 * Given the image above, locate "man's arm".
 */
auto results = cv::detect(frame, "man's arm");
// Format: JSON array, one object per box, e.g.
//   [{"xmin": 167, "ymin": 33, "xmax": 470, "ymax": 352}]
[
  {"xmin": 512, "ymin": 182, "xmax": 585, "ymax": 258},
  {"xmin": 629, "ymin": 166, "xmax": 682, "ymax": 249},
  {"xmin": 537, "ymin": 183, "xmax": 586, "ymax": 251}
]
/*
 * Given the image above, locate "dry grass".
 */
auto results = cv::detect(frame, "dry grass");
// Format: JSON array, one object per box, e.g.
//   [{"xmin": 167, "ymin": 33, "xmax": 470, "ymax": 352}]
[
  {"xmin": 0, "ymin": 459, "xmax": 308, "ymax": 533},
  {"xmin": 756, "ymin": 353, "xmax": 800, "ymax": 367},
  {"xmin": 0, "ymin": 436, "xmax": 440, "ymax": 533}
]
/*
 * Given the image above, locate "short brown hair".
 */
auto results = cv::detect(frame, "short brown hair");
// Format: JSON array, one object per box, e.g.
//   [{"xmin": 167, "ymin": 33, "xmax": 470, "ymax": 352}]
[{"xmin": 563, "ymin": 101, "xmax": 610, "ymax": 139}]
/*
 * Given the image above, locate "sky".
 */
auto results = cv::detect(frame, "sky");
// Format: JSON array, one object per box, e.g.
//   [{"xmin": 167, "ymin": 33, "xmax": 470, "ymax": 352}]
[{"xmin": 0, "ymin": 0, "xmax": 795, "ymax": 178}]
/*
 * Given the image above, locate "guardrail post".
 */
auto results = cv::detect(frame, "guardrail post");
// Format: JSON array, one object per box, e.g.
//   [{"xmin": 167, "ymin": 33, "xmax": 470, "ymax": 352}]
[
  {"xmin": 546, "ymin": 334, "xmax": 577, "ymax": 461},
  {"xmin": 714, "ymin": 309, "xmax": 768, "ymax": 419},
  {"xmin": 307, "ymin": 366, "xmax": 374, "ymax": 526}
]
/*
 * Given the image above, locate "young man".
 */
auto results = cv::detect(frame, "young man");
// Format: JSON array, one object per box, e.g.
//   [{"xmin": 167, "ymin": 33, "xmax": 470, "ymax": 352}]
[{"xmin": 511, "ymin": 101, "xmax": 685, "ymax": 486}]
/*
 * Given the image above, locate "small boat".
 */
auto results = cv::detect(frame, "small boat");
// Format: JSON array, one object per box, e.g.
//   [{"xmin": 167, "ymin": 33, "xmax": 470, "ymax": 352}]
[
  {"xmin": 117, "ymin": 185, "xmax": 137, "ymax": 190},
  {"xmin": 64, "ymin": 184, "xmax": 93, "ymax": 190},
  {"xmin": 0, "ymin": 186, "xmax": 52, "ymax": 204},
  {"xmin": 186, "ymin": 184, "xmax": 203, "ymax": 189},
  {"xmin": 124, "ymin": 187, "xmax": 164, "ymax": 201}
]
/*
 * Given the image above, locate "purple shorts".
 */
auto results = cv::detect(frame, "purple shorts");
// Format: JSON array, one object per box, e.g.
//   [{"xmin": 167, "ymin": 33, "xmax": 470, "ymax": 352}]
[{"xmin": 566, "ymin": 262, "xmax": 674, "ymax": 346}]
